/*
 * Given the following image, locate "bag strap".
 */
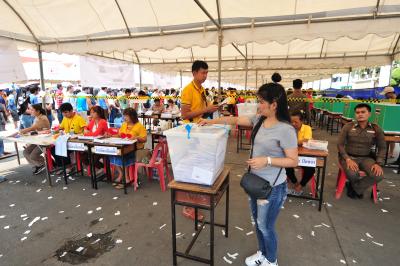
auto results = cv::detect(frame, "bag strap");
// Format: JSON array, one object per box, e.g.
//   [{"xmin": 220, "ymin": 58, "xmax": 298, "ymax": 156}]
[{"xmin": 248, "ymin": 116, "xmax": 266, "ymax": 172}]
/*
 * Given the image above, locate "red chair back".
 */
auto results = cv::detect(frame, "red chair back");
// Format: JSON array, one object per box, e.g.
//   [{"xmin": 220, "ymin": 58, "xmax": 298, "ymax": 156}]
[
  {"xmin": 107, "ymin": 127, "xmax": 119, "ymax": 135},
  {"xmin": 149, "ymin": 142, "xmax": 164, "ymax": 164}
]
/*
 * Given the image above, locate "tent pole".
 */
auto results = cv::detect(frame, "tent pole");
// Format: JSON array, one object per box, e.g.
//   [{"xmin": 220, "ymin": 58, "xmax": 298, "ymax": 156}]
[
  {"xmin": 347, "ymin": 68, "xmax": 352, "ymax": 88},
  {"xmin": 244, "ymin": 45, "xmax": 248, "ymax": 90},
  {"xmin": 255, "ymin": 69, "xmax": 258, "ymax": 88},
  {"xmin": 138, "ymin": 64, "xmax": 142, "ymax": 90},
  {"xmin": 180, "ymin": 70, "xmax": 183, "ymax": 88},
  {"xmin": 329, "ymin": 75, "xmax": 333, "ymax": 89},
  {"xmin": 217, "ymin": 30, "xmax": 222, "ymax": 90},
  {"xmin": 37, "ymin": 44, "xmax": 46, "ymax": 107}
]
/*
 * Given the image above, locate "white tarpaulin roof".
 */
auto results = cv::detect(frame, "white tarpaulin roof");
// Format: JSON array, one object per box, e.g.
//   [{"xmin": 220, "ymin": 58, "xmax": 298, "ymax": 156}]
[
  {"xmin": 1, "ymin": 0, "xmax": 400, "ymax": 86},
  {"xmin": 0, "ymin": 38, "xmax": 26, "ymax": 82}
]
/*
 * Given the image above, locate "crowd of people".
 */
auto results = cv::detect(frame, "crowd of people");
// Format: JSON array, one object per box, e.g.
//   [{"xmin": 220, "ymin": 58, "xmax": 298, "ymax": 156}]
[{"xmin": 0, "ymin": 59, "xmax": 397, "ymax": 266}]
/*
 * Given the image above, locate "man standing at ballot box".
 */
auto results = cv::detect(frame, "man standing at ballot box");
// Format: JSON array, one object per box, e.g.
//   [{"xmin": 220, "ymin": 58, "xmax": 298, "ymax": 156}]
[
  {"xmin": 180, "ymin": 60, "xmax": 219, "ymax": 220},
  {"xmin": 337, "ymin": 103, "xmax": 386, "ymax": 199}
]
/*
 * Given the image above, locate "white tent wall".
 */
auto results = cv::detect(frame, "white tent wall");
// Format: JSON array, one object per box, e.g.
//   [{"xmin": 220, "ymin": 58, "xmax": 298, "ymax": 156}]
[{"xmin": 0, "ymin": 38, "xmax": 26, "ymax": 82}]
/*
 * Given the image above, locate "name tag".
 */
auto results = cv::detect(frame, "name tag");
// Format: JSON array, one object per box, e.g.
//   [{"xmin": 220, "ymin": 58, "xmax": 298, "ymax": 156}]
[
  {"xmin": 298, "ymin": 156, "xmax": 317, "ymax": 167},
  {"xmin": 367, "ymin": 130, "xmax": 375, "ymax": 134},
  {"xmin": 67, "ymin": 142, "xmax": 86, "ymax": 151},
  {"xmin": 94, "ymin": 146, "xmax": 118, "ymax": 155}
]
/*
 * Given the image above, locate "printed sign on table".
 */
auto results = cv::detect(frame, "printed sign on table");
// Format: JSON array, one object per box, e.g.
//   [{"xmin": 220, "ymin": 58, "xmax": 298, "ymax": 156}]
[
  {"xmin": 298, "ymin": 156, "xmax": 317, "ymax": 167},
  {"xmin": 67, "ymin": 142, "xmax": 86, "ymax": 151},
  {"xmin": 94, "ymin": 146, "xmax": 119, "ymax": 155}
]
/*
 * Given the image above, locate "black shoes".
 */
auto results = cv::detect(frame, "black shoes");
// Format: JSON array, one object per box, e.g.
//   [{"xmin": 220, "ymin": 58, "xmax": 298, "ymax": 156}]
[
  {"xmin": 33, "ymin": 165, "xmax": 45, "ymax": 175},
  {"xmin": 346, "ymin": 182, "xmax": 363, "ymax": 199}
]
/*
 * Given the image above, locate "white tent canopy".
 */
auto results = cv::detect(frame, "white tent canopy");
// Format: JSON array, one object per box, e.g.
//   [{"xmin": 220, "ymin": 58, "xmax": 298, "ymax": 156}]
[{"xmin": 1, "ymin": 0, "xmax": 400, "ymax": 87}]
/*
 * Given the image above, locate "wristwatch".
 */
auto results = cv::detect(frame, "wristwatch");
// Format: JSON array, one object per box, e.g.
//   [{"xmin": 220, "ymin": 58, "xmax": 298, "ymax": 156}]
[{"xmin": 267, "ymin": 156, "xmax": 272, "ymax": 167}]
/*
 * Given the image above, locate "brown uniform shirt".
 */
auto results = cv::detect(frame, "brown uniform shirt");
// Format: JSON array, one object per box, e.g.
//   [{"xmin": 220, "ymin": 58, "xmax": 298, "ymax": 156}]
[
  {"xmin": 337, "ymin": 122, "xmax": 386, "ymax": 165},
  {"xmin": 287, "ymin": 92, "xmax": 310, "ymax": 120}
]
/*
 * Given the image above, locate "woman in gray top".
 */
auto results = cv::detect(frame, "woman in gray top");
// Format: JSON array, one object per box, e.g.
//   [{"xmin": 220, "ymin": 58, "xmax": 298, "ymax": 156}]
[{"xmin": 199, "ymin": 83, "xmax": 298, "ymax": 266}]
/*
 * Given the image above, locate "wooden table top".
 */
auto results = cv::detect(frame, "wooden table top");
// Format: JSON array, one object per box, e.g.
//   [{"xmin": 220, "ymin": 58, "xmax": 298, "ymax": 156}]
[
  {"xmin": 168, "ymin": 166, "xmax": 230, "ymax": 194},
  {"xmin": 238, "ymin": 125, "xmax": 253, "ymax": 130},
  {"xmin": 384, "ymin": 135, "xmax": 400, "ymax": 142},
  {"xmin": 298, "ymin": 146, "xmax": 329, "ymax": 158}
]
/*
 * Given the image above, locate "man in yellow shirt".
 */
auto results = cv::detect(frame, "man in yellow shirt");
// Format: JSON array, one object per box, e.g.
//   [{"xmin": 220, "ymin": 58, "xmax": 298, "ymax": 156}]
[
  {"xmin": 59, "ymin": 102, "xmax": 87, "ymax": 134},
  {"xmin": 181, "ymin": 60, "xmax": 219, "ymax": 123},
  {"xmin": 180, "ymin": 60, "xmax": 219, "ymax": 221},
  {"xmin": 286, "ymin": 111, "xmax": 315, "ymax": 195},
  {"xmin": 226, "ymin": 88, "xmax": 237, "ymax": 115}
]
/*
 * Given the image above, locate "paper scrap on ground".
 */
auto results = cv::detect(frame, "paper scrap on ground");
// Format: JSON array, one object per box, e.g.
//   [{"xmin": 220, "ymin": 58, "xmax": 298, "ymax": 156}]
[
  {"xmin": 127, "ymin": 247, "xmax": 133, "ymax": 250},
  {"xmin": 235, "ymin": 226, "xmax": 244, "ymax": 231},
  {"xmin": 91, "ymin": 239, "xmax": 100, "ymax": 245},
  {"xmin": 297, "ymin": 235, "xmax": 303, "ymax": 240},
  {"xmin": 24, "ymin": 230, "xmax": 30, "ymax": 235},
  {"xmin": 314, "ymin": 224, "xmax": 322, "ymax": 228},
  {"xmin": 9, "ymin": 204, "xmax": 15, "ymax": 207},
  {"xmin": 311, "ymin": 231, "xmax": 315, "ymax": 237},
  {"xmin": 246, "ymin": 231, "xmax": 254, "ymax": 236},
  {"xmin": 68, "ymin": 177, "xmax": 75, "ymax": 181},
  {"xmin": 42, "ymin": 179, "xmax": 46, "ymax": 184},
  {"xmin": 293, "ymin": 214, "xmax": 300, "ymax": 219},
  {"xmin": 0, "ymin": 215, "xmax": 5, "ymax": 219},
  {"xmin": 63, "ymin": 187, "xmax": 68, "ymax": 190},
  {"xmin": 23, "ymin": 217, "xmax": 29, "ymax": 221},
  {"xmin": 366, "ymin": 232, "xmax": 373, "ymax": 239},
  {"xmin": 153, "ymin": 202, "xmax": 158, "ymax": 206},
  {"xmin": 28, "ymin": 217, "xmax": 40, "ymax": 227},
  {"xmin": 86, "ymin": 233, "xmax": 92, "ymax": 238},
  {"xmin": 20, "ymin": 214, "xmax": 27, "ymax": 218},
  {"xmin": 159, "ymin": 224, "xmax": 166, "ymax": 230},
  {"xmin": 76, "ymin": 247, "xmax": 84, "ymax": 252},
  {"xmin": 47, "ymin": 196, "xmax": 53, "ymax": 200},
  {"xmin": 372, "ymin": 241, "xmax": 383, "ymax": 247},
  {"xmin": 87, "ymin": 210, "xmax": 93, "ymax": 215},
  {"xmin": 227, "ymin": 253, "xmax": 238, "ymax": 259},
  {"xmin": 115, "ymin": 239, "xmax": 123, "ymax": 244},
  {"xmin": 92, "ymin": 193, "xmax": 97, "ymax": 196},
  {"xmin": 114, "ymin": 211, "xmax": 120, "ymax": 216},
  {"xmin": 360, "ymin": 239, "xmax": 365, "ymax": 242},
  {"xmin": 3, "ymin": 225, "xmax": 10, "ymax": 230},
  {"xmin": 321, "ymin": 223, "xmax": 331, "ymax": 228},
  {"xmin": 41, "ymin": 217, "xmax": 48, "ymax": 221},
  {"xmin": 113, "ymin": 197, "xmax": 118, "ymax": 200},
  {"xmin": 36, "ymin": 189, "xmax": 41, "ymax": 192},
  {"xmin": 60, "ymin": 252, "xmax": 67, "ymax": 257},
  {"xmin": 96, "ymin": 207, "xmax": 102, "ymax": 211},
  {"xmin": 75, "ymin": 204, "xmax": 80, "ymax": 208},
  {"xmin": 381, "ymin": 209, "xmax": 388, "ymax": 213},
  {"xmin": 352, "ymin": 259, "xmax": 357, "ymax": 263},
  {"xmin": 223, "ymin": 256, "xmax": 233, "ymax": 264},
  {"xmin": 222, "ymin": 230, "xmax": 225, "ymax": 236},
  {"xmin": 59, "ymin": 211, "xmax": 64, "ymax": 214},
  {"xmin": 99, "ymin": 218, "xmax": 104, "ymax": 222},
  {"xmin": 340, "ymin": 259, "xmax": 346, "ymax": 264},
  {"xmin": 20, "ymin": 237, "xmax": 27, "ymax": 242}
]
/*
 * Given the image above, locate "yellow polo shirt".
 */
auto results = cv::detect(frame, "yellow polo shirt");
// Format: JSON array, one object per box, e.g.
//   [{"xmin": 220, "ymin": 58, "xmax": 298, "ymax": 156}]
[
  {"xmin": 297, "ymin": 124, "xmax": 312, "ymax": 144},
  {"xmin": 181, "ymin": 81, "xmax": 207, "ymax": 123},
  {"xmin": 226, "ymin": 91, "xmax": 237, "ymax": 105},
  {"xmin": 60, "ymin": 113, "xmax": 87, "ymax": 134},
  {"xmin": 119, "ymin": 122, "xmax": 147, "ymax": 149}
]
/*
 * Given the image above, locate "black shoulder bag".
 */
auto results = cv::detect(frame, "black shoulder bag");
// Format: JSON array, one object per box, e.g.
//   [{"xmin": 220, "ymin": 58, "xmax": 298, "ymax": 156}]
[{"xmin": 240, "ymin": 116, "xmax": 283, "ymax": 199}]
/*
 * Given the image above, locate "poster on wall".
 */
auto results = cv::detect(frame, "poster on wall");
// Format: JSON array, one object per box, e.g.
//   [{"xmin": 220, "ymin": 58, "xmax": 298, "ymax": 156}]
[{"xmin": 80, "ymin": 56, "xmax": 135, "ymax": 88}]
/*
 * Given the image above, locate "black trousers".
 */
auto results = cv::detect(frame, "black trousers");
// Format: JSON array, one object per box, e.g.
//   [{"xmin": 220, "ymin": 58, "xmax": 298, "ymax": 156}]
[
  {"xmin": 51, "ymin": 146, "xmax": 71, "ymax": 167},
  {"xmin": 286, "ymin": 167, "xmax": 315, "ymax": 187}
]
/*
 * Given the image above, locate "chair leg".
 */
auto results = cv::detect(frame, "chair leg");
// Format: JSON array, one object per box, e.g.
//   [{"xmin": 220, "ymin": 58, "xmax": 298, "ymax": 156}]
[
  {"xmin": 129, "ymin": 165, "xmax": 135, "ymax": 183},
  {"xmin": 46, "ymin": 149, "xmax": 53, "ymax": 171},
  {"xmin": 335, "ymin": 169, "xmax": 347, "ymax": 199},
  {"xmin": 372, "ymin": 184, "xmax": 378, "ymax": 203},
  {"xmin": 133, "ymin": 165, "xmax": 140, "ymax": 191},
  {"xmin": 76, "ymin": 152, "xmax": 81, "ymax": 171},
  {"xmin": 310, "ymin": 175, "xmax": 316, "ymax": 198},
  {"xmin": 158, "ymin": 164, "xmax": 166, "ymax": 192}
]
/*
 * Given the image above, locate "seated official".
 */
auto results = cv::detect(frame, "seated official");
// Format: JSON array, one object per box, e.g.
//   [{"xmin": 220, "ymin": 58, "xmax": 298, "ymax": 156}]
[
  {"xmin": 164, "ymin": 99, "xmax": 180, "ymax": 115},
  {"xmin": 337, "ymin": 103, "xmax": 386, "ymax": 199},
  {"xmin": 151, "ymin": 98, "xmax": 165, "ymax": 114},
  {"xmin": 286, "ymin": 111, "xmax": 315, "ymax": 195},
  {"xmin": 21, "ymin": 104, "xmax": 50, "ymax": 175},
  {"xmin": 81, "ymin": 106, "xmax": 108, "ymax": 175},
  {"xmin": 52, "ymin": 102, "xmax": 87, "ymax": 172},
  {"xmin": 109, "ymin": 108, "xmax": 147, "ymax": 189}
]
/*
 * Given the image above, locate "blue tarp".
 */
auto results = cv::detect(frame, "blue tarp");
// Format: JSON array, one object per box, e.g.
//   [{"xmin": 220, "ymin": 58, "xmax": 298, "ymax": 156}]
[{"xmin": 320, "ymin": 86, "xmax": 400, "ymax": 99}]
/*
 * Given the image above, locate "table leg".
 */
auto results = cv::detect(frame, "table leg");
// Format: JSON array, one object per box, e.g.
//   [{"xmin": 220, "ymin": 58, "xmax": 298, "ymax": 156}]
[
  {"xmin": 122, "ymin": 153, "xmax": 127, "ymax": 194},
  {"xmin": 62, "ymin": 154, "xmax": 67, "ymax": 185},
  {"xmin": 319, "ymin": 158, "xmax": 327, "ymax": 212},
  {"xmin": 236, "ymin": 127, "xmax": 239, "ymax": 153},
  {"xmin": 88, "ymin": 148, "xmax": 95, "ymax": 189},
  {"xmin": 171, "ymin": 190, "xmax": 177, "ymax": 266},
  {"xmin": 210, "ymin": 195, "xmax": 215, "ymax": 266},
  {"xmin": 14, "ymin": 142, "xmax": 20, "ymax": 165},
  {"xmin": 194, "ymin": 208, "xmax": 198, "ymax": 231},
  {"xmin": 152, "ymin": 134, "xmax": 155, "ymax": 150},
  {"xmin": 42, "ymin": 146, "xmax": 52, "ymax": 187},
  {"xmin": 384, "ymin": 141, "xmax": 389, "ymax": 165},
  {"xmin": 225, "ymin": 179, "xmax": 229, "ymax": 238}
]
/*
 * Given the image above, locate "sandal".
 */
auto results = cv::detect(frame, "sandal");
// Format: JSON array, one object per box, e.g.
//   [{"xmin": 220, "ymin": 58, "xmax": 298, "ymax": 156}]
[{"xmin": 114, "ymin": 184, "xmax": 125, "ymax": 189}]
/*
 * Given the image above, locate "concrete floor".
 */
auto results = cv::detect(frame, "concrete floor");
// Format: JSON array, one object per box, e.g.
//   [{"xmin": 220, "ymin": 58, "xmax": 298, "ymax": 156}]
[{"xmin": 0, "ymin": 127, "xmax": 399, "ymax": 266}]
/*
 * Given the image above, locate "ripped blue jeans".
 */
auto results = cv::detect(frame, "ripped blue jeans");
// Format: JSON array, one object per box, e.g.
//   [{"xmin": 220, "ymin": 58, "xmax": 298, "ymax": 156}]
[{"xmin": 249, "ymin": 181, "xmax": 287, "ymax": 263}]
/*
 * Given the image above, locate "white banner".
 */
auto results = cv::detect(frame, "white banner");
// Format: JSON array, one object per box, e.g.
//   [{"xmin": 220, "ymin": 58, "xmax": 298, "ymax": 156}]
[
  {"xmin": 0, "ymin": 38, "xmax": 27, "ymax": 82},
  {"xmin": 80, "ymin": 56, "xmax": 135, "ymax": 88}
]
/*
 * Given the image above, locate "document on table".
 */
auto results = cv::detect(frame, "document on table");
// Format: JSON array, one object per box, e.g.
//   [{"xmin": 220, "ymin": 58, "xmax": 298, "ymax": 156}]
[{"xmin": 55, "ymin": 135, "xmax": 70, "ymax": 157}]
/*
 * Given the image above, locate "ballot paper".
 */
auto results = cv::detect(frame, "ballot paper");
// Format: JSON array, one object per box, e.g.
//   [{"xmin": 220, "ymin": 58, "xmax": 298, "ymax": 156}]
[{"xmin": 55, "ymin": 135, "xmax": 70, "ymax": 157}]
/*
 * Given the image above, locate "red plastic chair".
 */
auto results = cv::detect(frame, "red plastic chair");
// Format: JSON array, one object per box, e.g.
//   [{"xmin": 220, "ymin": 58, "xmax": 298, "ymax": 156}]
[
  {"xmin": 335, "ymin": 164, "xmax": 379, "ymax": 203},
  {"xmin": 159, "ymin": 139, "xmax": 172, "ymax": 182},
  {"xmin": 133, "ymin": 142, "xmax": 168, "ymax": 191}
]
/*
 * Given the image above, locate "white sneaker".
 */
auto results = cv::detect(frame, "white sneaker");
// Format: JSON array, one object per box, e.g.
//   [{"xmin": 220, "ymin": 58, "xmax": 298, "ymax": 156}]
[
  {"xmin": 260, "ymin": 259, "xmax": 278, "ymax": 266},
  {"xmin": 245, "ymin": 251, "xmax": 265, "ymax": 266}
]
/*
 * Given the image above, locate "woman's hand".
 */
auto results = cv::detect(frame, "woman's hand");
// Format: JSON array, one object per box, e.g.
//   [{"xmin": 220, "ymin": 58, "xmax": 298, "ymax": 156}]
[
  {"xmin": 246, "ymin": 157, "xmax": 268, "ymax": 170},
  {"xmin": 198, "ymin": 118, "xmax": 212, "ymax": 126}
]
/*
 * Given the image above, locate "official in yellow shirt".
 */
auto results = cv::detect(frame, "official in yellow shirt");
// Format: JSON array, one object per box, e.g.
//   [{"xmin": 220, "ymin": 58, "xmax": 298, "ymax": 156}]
[
  {"xmin": 226, "ymin": 89, "xmax": 237, "ymax": 114},
  {"xmin": 59, "ymin": 102, "xmax": 87, "ymax": 134},
  {"xmin": 181, "ymin": 60, "xmax": 219, "ymax": 123},
  {"xmin": 109, "ymin": 108, "xmax": 147, "ymax": 189},
  {"xmin": 286, "ymin": 110, "xmax": 315, "ymax": 196}
]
